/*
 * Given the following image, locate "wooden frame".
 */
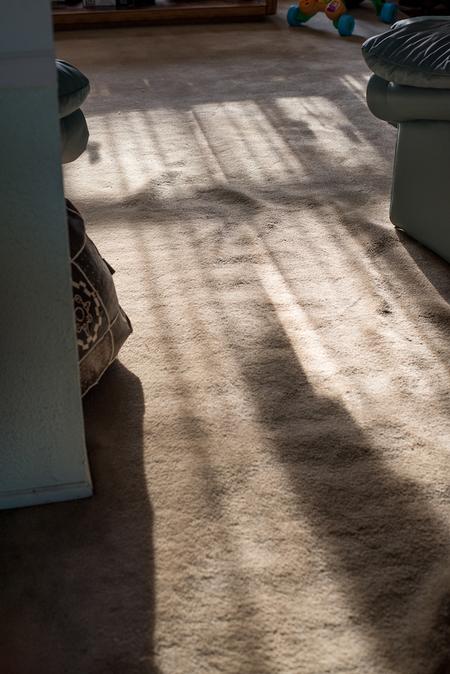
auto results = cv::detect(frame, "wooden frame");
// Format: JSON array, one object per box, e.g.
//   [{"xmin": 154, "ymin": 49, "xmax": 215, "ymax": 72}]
[{"xmin": 53, "ymin": 0, "xmax": 277, "ymax": 29}]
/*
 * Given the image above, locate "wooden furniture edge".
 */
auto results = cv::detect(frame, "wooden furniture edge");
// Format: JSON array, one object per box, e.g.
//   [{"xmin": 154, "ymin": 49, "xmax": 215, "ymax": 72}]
[{"xmin": 53, "ymin": 1, "xmax": 276, "ymax": 29}]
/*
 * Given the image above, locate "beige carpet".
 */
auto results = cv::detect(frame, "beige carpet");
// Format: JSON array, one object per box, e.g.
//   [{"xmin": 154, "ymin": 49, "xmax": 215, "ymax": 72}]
[{"xmin": 2, "ymin": 7, "xmax": 450, "ymax": 674}]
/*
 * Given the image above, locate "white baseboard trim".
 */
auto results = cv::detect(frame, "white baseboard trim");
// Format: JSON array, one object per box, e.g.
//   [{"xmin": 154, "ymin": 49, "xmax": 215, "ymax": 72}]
[{"xmin": 0, "ymin": 481, "xmax": 93, "ymax": 510}]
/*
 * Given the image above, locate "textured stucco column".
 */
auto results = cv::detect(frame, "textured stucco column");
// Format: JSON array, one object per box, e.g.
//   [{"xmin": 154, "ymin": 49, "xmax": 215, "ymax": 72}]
[{"xmin": 0, "ymin": 0, "xmax": 92, "ymax": 508}]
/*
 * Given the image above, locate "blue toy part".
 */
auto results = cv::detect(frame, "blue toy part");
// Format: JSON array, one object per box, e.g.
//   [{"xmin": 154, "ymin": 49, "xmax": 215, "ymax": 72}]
[
  {"xmin": 337, "ymin": 13, "xmax": 355, "ymax": 36},
  {"xmin": 379, "ymin": 1, "xmax": 397, "ymax": 23},
  {"xmin": 287, "ymin": 4, "xmax": 305, "ymax": 26}
]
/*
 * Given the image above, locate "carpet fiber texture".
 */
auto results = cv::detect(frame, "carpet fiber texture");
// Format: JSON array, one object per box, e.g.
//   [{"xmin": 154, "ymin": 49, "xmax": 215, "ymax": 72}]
[{"xmin": 2, "ymin": 7, "xmax": 450, "ymax": 674}]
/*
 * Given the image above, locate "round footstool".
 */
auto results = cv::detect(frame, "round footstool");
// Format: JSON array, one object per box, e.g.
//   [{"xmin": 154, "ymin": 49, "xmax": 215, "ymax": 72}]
[
  {"xmin": 362, "ymin": 17, "xmax": 450, "ymax": 262},
  {"xmin": 57, "ymin": 59, "xmax": 90, "ymax": 163}
]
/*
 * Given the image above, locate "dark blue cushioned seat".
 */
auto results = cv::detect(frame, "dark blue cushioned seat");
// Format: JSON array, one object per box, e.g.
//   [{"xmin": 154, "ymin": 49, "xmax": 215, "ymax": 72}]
[{"xmin": 363, "ymin": 16, "xmax": 450, "ymax": 89}]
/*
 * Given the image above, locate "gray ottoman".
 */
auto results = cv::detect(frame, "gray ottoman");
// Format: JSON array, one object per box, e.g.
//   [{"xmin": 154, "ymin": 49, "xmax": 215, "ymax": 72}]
[
  {"xmin": 363, "ymin": 17, "xmax": 450, "ymax": 263},
  {"xmin": 57, "ymin": 59, "xmax": 90, "ymax": 163}
]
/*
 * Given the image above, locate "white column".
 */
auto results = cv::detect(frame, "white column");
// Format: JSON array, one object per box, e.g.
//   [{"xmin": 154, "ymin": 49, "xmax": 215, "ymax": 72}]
[{"xmin": 0, "ymin": 0, "xmax": 92, "ymax": 508}]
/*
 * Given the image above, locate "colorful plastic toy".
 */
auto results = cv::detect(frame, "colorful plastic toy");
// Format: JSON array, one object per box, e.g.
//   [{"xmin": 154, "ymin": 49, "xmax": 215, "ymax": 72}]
[
  {"xmin": 287, "ymin": 0, "xmax": 397, "ymax": 36},
  {"xmin": 287, "ymin": 0, "xmax": 355, "ymax": 36}
]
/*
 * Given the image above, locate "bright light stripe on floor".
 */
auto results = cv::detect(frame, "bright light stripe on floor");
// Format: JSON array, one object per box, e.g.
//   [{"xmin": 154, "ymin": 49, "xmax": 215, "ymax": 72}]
[{"xmin": 258, "ymin": 261, "xmax": 345, "ymax": 392}]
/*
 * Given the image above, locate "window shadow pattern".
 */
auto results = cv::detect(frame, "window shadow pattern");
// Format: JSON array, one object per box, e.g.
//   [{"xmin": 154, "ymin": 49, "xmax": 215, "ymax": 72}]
[{"xmin": 53, "ymin": 18, "xmax": 450, "ymax": 674}]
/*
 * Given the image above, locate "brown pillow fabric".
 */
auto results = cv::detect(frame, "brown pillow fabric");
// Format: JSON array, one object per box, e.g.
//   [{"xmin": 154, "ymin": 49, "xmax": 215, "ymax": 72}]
[{"xmin": 67, "ymin": 199, "xmax": 132, "ymax": 396}]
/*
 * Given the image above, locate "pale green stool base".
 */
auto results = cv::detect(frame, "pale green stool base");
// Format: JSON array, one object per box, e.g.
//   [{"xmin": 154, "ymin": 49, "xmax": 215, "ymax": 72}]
[
  {"xmin": 391, "ymin": 120, "xmax": 450, "ymax": 263},
  {"xmin": 366, "ymin": 74, "xmax": 450, "ymax": 264}
]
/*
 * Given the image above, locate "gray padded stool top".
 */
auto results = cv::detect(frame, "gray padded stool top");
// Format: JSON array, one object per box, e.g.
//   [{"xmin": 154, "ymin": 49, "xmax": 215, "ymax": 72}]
[
  {"xmin": 57, "ymin": 59, "xmax": 90, "ymax": 118},
  {"xmin": 362, "ymin": 17, "xmax": 450, "ymax": 89}
]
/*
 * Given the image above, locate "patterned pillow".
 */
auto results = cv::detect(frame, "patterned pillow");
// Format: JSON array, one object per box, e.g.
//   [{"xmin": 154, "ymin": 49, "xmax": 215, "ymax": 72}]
[{"xmin": 67, "ymin": 200, "xmax": 132, "ymax": 396}]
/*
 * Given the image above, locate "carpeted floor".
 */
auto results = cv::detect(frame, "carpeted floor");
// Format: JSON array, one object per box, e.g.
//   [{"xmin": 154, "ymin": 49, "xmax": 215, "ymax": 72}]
[{"xmin": 2, "ymin": 6, "xmax": 450, "ymax": 674}]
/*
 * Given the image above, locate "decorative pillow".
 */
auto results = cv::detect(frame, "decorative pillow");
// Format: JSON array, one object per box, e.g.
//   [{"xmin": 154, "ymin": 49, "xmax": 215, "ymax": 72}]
[
  {"xmin": 57, "ymin": 59, "xmax": 90, "ymax": 119},
  {"xmin": 362, "ymin": 17, "xmax": 450, "ymax": 89},
  {"xmin": 67, "ymin": 200, "xmax": 132, "ymax": 396}
]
